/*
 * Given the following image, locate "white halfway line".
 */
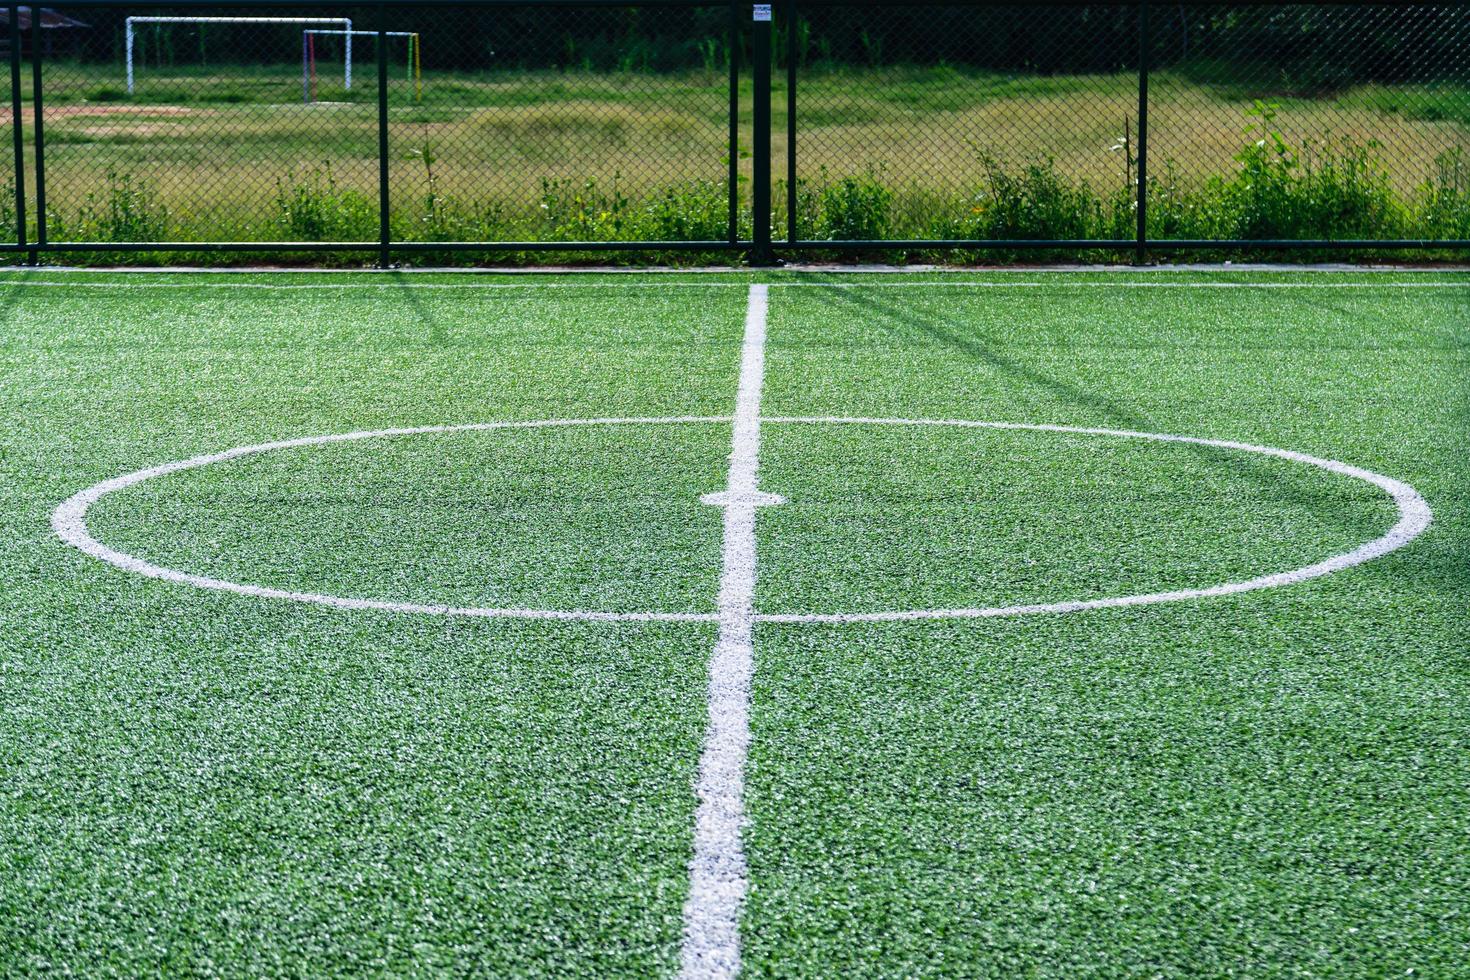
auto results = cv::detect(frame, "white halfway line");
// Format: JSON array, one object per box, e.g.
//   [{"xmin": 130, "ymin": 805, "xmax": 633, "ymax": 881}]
[{"xmin": 681, "ymin": 284, "xmax": 780, "ymax": 980}]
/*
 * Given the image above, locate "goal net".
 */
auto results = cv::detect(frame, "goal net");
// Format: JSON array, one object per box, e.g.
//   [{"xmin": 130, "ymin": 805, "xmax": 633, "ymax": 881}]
[{"xmin": 124, "ymin": 16, "xmax": 353, "ymax": 101}]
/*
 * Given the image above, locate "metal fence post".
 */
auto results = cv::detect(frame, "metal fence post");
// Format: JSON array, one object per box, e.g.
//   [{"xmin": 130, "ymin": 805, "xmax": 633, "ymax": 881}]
[
  {"xmin": 786, "ymin": 0, "xmax": 797, "ymax": 244},
  {"xmin": 749, "ymin": 3, "xmax": 775, "ymax": 265},
  {"xmin": 28, "ymin": 6, "xmax": 43, "ymax": 264},
  {"xmin": 8, "ymin": 5, "xmax": 25, "ymax": 256},
  {"xmin": 728, "ymin": 0, "xmax": 739, "ymax": 246},
  {"xmin": 377, "ymin": 23, "xmax": 390, "ymax": 268},
  {"xmin": 1135, "ymin": 0, "xmax": 1150, "ymax": 265}
]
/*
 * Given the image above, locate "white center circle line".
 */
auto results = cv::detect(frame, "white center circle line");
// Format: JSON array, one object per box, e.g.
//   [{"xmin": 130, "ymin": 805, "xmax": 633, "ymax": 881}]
[
  {"xmin": 50, "ymin": 416, "xmax": 731, "ymax": 624},
  {"xmin": 50, "ymin": 417, "xmax": 1431, "ymax": 624},
  {"xmin": 755, "ymin": 417, "xmax": 1433, "ymax": 623}
]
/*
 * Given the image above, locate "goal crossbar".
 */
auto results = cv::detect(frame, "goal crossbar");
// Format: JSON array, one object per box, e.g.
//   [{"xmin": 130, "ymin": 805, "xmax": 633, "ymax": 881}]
[
  {"xmin": 303, "ymin": 29, "xmax": 421, "ymax": 104},
  {"xmin": 124, "ymin": 16, "xmax": 353, "ymax": 94}
]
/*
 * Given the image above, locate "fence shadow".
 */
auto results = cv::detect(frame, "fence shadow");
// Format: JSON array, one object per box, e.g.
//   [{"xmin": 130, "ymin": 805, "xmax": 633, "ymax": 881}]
[{"xmin": 805, "ymin": 280, "xmax": 1391, "ymax": 518}]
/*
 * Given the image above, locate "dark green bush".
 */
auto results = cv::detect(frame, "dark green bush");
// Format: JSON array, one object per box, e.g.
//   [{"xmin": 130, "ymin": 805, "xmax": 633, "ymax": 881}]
[
  {"xmin": 78, "ymin": 170, "xmax": 171, "ymax": 242},
  {"xmin": 951, "ymin": 153, "xmax": 1107, "ymax": 241},
  {"xmin": 274, "ymin": 165, "xmax": 376, "ymax": 241},
  {"xmin": 814, "ymin": 169, "xmax": 893, "ymax": 241},
  {"xmin": 644, "ymin": 179, "xmax": 730, "ymax": 242}
]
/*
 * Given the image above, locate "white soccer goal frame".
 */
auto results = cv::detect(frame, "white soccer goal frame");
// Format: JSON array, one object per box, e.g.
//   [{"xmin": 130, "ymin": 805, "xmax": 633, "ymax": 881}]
[
  {"xmin": 302, "ymin": 29, "xmax": 421, "ymax": 104},
  {"xmin": 124, "ymin": 16, "xmax": 354, "ymax": 95}
]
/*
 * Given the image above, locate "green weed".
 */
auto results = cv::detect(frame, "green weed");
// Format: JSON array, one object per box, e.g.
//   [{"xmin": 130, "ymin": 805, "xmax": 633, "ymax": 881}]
[
  {"xmin": 813, "ymin": 168, "xmax": 893, "ymax": 241},
  {"xmin": 961, "ymin": 153, "xmax": 1106, "ymax": 240},
  {"xmin": 1215, "ymin": 101, "xmax": 1402, "ymax": 239},
  {"xmin": 644, "ymin": 179, "xmax": 730, "ymax": 242},
  {"xmin": 0, "ymin": 180, "xmax": 14, "ymax": 238},
  {"xmin": 538, "ymin": 175, "xmax": 632, "ymax": 240},
  {"xmin": 76, "ymin": 170, "xmax": 170, "ymax": 242},
  {"xmin": 273, "ymin": 164, "xmax": 376, "ymax": 241},
  {"xmin": 773, "ymin": 176, "xmax": 823, "ymax": 242},
  {"xmin": 1144, "ymin": 161, "xmax": 1228, "ymax": 240},
  {"xmin": 1415, "ymin": 147, "xmax": 1470, "ymax": 239}
]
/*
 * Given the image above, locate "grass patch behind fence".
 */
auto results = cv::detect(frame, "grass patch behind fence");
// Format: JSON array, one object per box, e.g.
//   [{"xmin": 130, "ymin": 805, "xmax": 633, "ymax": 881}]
[{"xmin": 8, "ymin": 64, "xmax": 1470, "ymax": 260}]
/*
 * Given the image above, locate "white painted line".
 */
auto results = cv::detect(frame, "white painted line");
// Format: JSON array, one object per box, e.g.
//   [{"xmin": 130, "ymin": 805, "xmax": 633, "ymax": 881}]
[
  {"xmin": 767, "ymin": 281, "xmax": 1470, "ymax": 289},
  {"xmin": 755, "ymin": 417, "xmax": 1433, "ymax": 623},
  {"xmin": 700, "ymin": 489, "xmax": 786, "ymax": 508},
  {"xmin": 52, "ymin": 415, "xmax": 1431, "ymax": 625},
  {"xmin": 0, "ymin": 278, "xmax": 750, "ymax": 292},
  {"xmin": 2, "ymin": 278, "xmax": 1468, "ymax": 294},
  {"xmin": 680, "ymin": 284, "xmax": 776, "ymax": 980},
  {"xmin": 0, "ymin": 264, "xmax": 752, "ymax": 276},
  {"xmin": 766, "ymin": 263, "xmax": 1469, "ymax": 274},
  {"xmin": 50, "ymin": 417, "xmax": 728, "ymax": 623},
  {"xmin": 2, "ymin": 262, "xmax": 1463, "ymax": 275}
]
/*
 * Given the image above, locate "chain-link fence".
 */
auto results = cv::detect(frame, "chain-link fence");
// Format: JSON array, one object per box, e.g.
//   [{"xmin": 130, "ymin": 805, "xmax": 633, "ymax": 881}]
[
  {"xmin": 1144, "ymin": 3, "xmax": 1470, "ymax": 244},
  {"xmin": 3, "ymin": 0, "xmax": 1469, "ymax": 262},
  {"xmin": 2, "ymin": 7, "xmax": 19, "ymax": 248},
  {"xmin": 776, "ymin": 3, "xmax": 1140, "ymax": 245},
  {"xmin": 378, "ymin": 2, "xmax": 741, "ymax": 250},
  {"xmin": 38, "ymin": 5, "xmax": 382, "ymax": 247}
]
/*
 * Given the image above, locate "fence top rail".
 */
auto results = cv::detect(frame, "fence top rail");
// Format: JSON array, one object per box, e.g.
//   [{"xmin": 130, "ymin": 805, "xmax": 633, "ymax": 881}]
[
  {"xmin": 60, "ymin": 0, "xmax": 740, "ymax": 9},
  {"xmin": 304, "ymin": 30, "xmax": 418, "ymax": 36},
  {"xmin": 781, "ymin": 0, "xmax": 1470, "ymax": 6},
  {"xmin": 126, "ymin": 15, "xmax": 351, "ymax": 23},
  {"xmin": 50, "ymin": 0, "xmax": 1470, "ymax": 8}
]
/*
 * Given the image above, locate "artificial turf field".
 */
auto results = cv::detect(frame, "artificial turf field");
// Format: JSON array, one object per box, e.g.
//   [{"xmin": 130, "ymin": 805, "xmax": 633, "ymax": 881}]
[{"xmin": 0, "ymin": 268, "xmax": 1466, "ymax": 976}]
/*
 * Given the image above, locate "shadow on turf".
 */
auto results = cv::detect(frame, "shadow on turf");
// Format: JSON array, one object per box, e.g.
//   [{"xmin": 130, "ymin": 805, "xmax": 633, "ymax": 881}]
[
  {"xmin": 386, "ymin": 270, "xmax": 453, "ymax": 346},
  {"xmin": 1284, "ymin": 291, "xmax": 1468, "ymax": 590},
  {"xmin": 808, "ymin": 282, "xmax": 1384, "ymax": 520},
  {"xmin": 0, "ymin": 271, "xmax": 36, "ymax": 323}
]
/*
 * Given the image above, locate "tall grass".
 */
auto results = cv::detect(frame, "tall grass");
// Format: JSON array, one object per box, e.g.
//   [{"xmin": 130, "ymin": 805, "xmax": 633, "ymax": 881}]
[
  {"xmin": 274, "ymin": 165, "xmax": 376, "ymax": 241},
  {"xmin": 29, "ymin": 103, "xmax": 1470, "ymax": 262},
  {"xmin": 1415, "ymin": 147, "xmax": 1470, "ymax": 239},
  {"xmin": 58, "ymin": 169, "xmax": 172, "ymax": 242}
]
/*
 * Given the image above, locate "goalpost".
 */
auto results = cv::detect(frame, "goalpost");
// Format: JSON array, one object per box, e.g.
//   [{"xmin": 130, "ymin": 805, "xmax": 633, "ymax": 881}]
[
  {"xmin": 124, "ymin": 16, "xmax": 354, "ymax": 96},
  {"xmin": 303, "ymin": 29, "xmax": 422, "ymax": 104}
]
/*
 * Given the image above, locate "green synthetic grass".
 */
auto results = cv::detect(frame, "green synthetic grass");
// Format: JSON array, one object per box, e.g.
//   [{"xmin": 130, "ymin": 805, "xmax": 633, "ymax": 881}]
[
  {"xmin": 758, "ymin": 422, "xmax": 1390, "ymax": 614},
  {"xmin": 0, "ymin": 269, "xmax": 1466, "ymax": 975},
  {"xmin": 94, "ymin": 423, "xmax": 731, "ymax": 614},
  {"xmin": 747, "ymin": 275, "xmax": 1470, "ymax": 976},
  {"xmin": 0, "ymin": 277, "xmax": 745, "ymax": 975}
]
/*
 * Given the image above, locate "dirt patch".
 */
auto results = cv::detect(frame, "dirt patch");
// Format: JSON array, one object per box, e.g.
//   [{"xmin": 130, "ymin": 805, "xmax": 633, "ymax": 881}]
[
  {"xmin": 77, "ymin": 122, "xmax": 191, "ymax": 138},
  {"xmin": 0, "ymin": 103, "xmax": 201, "ymax": 124}
]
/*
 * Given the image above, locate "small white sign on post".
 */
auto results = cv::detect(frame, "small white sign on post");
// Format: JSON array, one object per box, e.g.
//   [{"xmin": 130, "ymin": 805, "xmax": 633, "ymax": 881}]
[{"xmin": 753, "ymin": 4, "xmax": 772, "ymax": 22}]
